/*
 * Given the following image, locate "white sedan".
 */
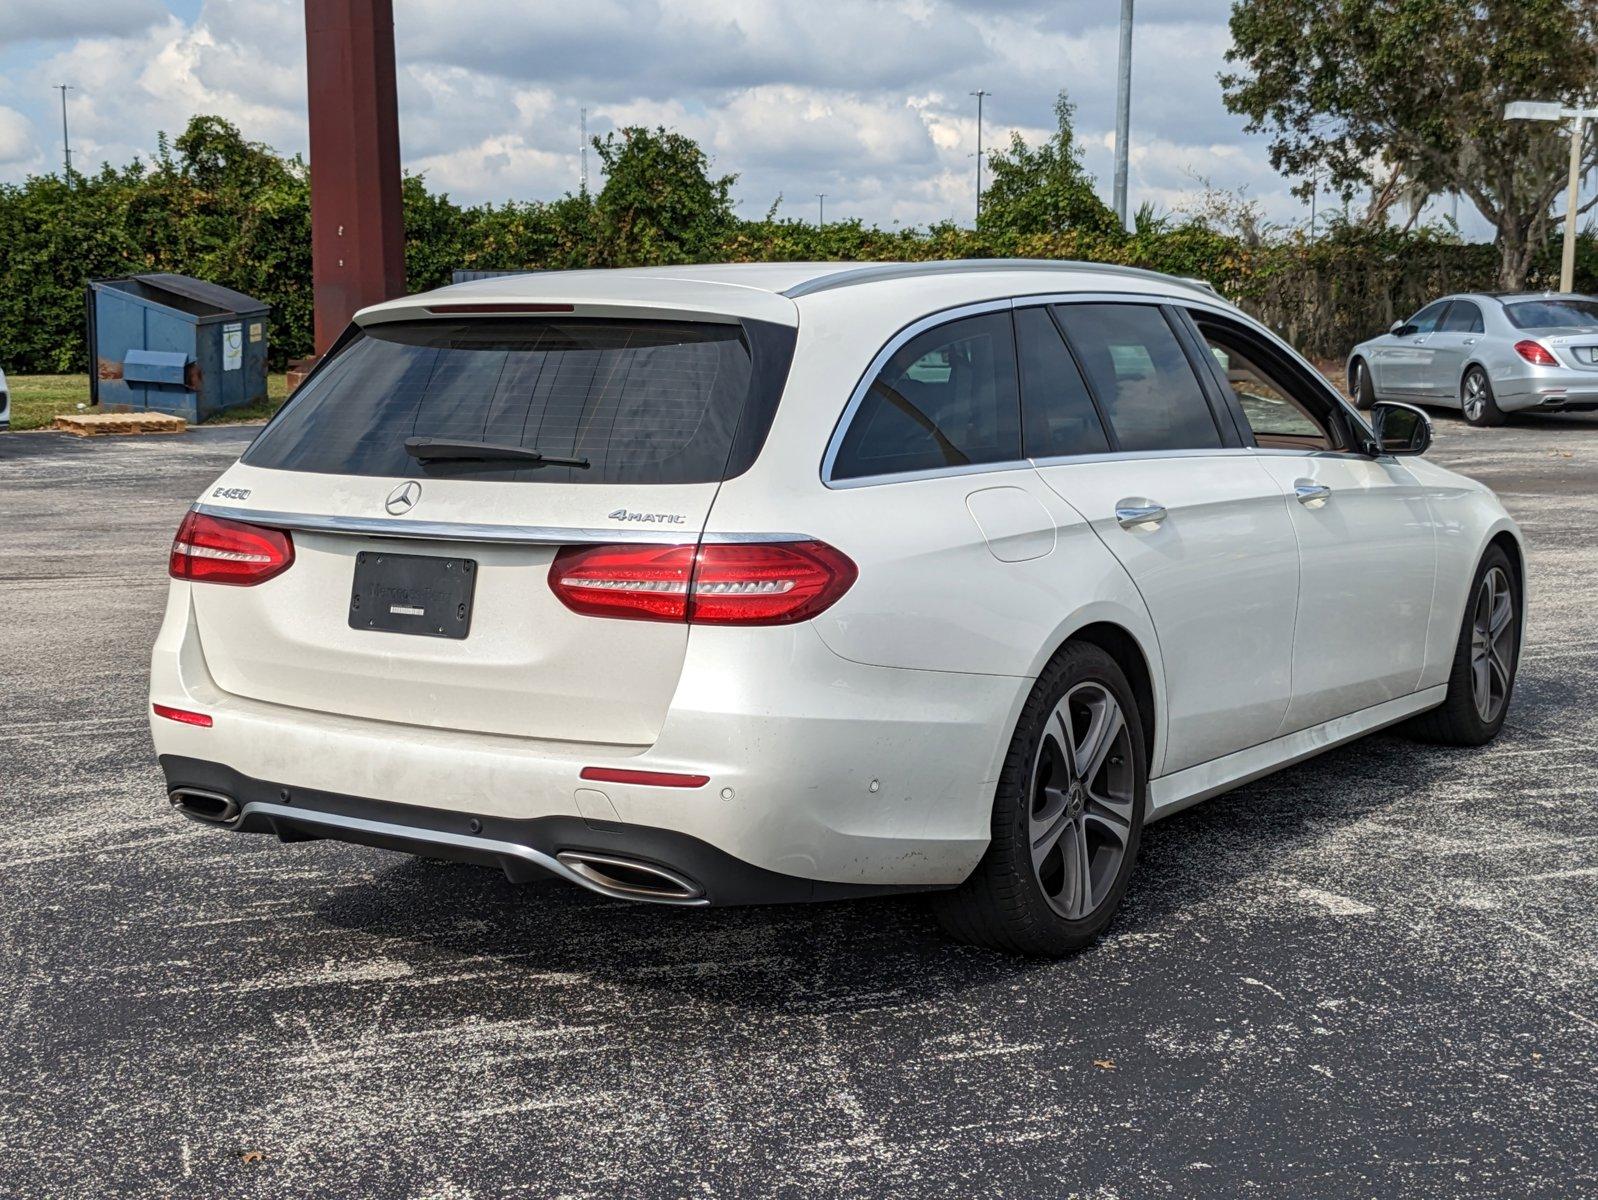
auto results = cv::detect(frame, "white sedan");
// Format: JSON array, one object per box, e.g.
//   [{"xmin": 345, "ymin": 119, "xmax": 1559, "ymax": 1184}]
[{"xmin": 151, "ymin": 261, "xmax": 1524, "ymax": 956}]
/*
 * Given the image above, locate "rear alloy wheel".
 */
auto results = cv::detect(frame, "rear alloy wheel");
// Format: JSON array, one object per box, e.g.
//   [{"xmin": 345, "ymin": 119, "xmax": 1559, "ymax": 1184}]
[
  {"xmin": 1461, "ymin": 366, "xmax": 1506, "ymax": 427},
  {"xmin": 935, "ymin": 643, "xmax": 1146, "ymax": 956},
  {"xmin": 1405, "ymin": 545, "xmax": 1519, "ymax": 745},
  {"xmin": 1352, "ymin": 358, "xmax": 1376, "ymax": 410}
]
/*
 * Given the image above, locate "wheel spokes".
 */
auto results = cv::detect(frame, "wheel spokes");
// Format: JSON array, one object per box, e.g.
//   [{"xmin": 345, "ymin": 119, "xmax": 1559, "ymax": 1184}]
[
  {"xmin": 1073, "ymin": 698, "xmax": 1125, "ymax": 789},
  {"xmin": 1468, "ymin": 567, "xmax": 1514, "ymax": 723},
  {"xmin": 1030, "ymin": 791, "xmax": 1074, "ymax": 871},
  {"xmin": 1028, "ymin": 682, "xmax": 1136, "ymax": 922}
]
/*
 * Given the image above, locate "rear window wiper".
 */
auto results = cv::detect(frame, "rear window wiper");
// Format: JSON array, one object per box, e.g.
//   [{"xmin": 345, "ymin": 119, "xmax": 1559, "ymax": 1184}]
[{"xmin": 404, "ymin": 437, "xmax": 590, "ymax": 468}]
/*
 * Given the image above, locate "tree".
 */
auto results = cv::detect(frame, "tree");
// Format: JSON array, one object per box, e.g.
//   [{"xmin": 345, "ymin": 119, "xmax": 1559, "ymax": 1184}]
[
  {"xmin": 592, "ymin": 126, "xmax": 737, "ymax": 264},
  {"xmin": 978, "ymin": 93, "xmax": 1123, "ymax": 241},
  {"xmin": 1223, "ymin": 0, "xmax": 1598, "ymax": 288}
]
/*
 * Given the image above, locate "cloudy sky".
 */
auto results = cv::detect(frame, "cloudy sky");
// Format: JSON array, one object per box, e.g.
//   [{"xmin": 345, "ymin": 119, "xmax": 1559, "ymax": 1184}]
[{"xmin": 0, "ymin": 0, "xmax": 1485, "ymax": 234}]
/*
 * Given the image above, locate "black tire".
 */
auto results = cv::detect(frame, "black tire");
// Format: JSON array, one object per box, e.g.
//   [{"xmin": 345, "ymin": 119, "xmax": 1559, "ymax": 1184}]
[
  {"xmin": 1461, "ymin": 365, "xmax": 1506, "ymax": 427},
  {"xmin": 1351, "ymin": 358, "xmax": 1377, "ymax": 411},
  {"xmin": 935, "ymin": 643, "xmax": 1148, "ymax": 957},
  {"xmin": 1404, "ymin": 545, "xmax": 1520, "ymax": 746}
]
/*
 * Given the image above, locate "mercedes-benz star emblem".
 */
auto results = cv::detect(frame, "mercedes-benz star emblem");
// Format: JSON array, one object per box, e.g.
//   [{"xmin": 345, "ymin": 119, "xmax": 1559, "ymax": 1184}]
[{"xmin": 385, "ymin": 481, "xmax": 422, "ymax": 515}]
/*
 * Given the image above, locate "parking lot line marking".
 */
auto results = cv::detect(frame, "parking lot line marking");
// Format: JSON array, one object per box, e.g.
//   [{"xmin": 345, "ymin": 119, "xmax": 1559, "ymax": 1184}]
[{"xmin": 1291, "ymin": 885, "xmax": 1376, "ymax": 916}]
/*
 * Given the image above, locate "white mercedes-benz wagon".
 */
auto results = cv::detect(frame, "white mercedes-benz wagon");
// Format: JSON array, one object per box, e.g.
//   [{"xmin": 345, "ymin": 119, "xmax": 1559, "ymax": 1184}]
[{"xmin": 152, "ymin": 260, "xmax": 1524, "ymax": 955}]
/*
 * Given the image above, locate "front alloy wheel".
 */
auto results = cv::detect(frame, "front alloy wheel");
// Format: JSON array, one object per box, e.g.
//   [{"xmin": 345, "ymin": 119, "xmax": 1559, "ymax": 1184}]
[
  {"xmin": 1405, "ymin": 544, "xmax": 1519, "ymax": 746},
  {"xmin": 1470, "ymin": 565, "xmax": 1515, "ymax": 724}
]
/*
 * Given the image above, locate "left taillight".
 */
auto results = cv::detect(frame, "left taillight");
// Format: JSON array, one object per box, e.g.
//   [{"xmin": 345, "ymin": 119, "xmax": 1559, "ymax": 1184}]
[
  {"xmin": 169, "ymin": 510, "xmax": 294, "ymax": 586},
  {"xmin": 549, "ymin": 540, "xmax": 857, "ymax": 625},
  {"xmin": 1514, "ymin": 340, "xmax": 1559, "ymax": 366}
]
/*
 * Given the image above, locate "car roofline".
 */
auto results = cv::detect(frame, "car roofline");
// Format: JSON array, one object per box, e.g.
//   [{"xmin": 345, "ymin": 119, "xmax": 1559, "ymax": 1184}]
[{"xmin": 780, "ymin": 258, "xmax": 1218, "ymax": 299}]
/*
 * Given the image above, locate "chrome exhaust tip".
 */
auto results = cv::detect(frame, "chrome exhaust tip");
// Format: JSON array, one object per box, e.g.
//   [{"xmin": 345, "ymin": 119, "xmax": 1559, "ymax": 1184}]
[
  {"xmin": 169, "ymin": 787, "xmax": 240, "ymax": 825},
  {"xmin": 555, "ymin": 850, "xmax": 704, "ymax": 904}
]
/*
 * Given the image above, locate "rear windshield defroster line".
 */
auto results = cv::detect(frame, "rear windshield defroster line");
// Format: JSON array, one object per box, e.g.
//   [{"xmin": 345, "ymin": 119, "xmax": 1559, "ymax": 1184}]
[{"xmin": 243, "ymin": 317, "xmax": 797, "ymax": 485}]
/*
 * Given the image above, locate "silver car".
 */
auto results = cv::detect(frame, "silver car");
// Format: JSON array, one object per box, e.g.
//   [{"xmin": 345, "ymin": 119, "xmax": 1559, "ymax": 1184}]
[{"xmin": 1348, "ymin": 292, "xmax": 1598, "ymax": 426}]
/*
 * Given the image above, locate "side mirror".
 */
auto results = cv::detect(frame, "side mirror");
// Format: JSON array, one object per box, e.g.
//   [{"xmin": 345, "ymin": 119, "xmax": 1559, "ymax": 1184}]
[
  {"xmin": 1369, "ymin": 400, "xmax": 1432, "ymax": 457},
  {"xmin": 1390, "ymin": 321, "xmax": 1417, "ymax": 337}
]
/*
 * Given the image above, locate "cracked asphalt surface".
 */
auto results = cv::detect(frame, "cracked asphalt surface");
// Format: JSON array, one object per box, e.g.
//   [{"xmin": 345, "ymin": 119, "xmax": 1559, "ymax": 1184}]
[{"xmin": 2, "ymin": 414, "xmax": 1595, "ymax": 1198}]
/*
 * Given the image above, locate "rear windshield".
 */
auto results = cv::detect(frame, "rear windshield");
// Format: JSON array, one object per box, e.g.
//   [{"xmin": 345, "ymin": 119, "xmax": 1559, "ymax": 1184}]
[
  {"xmin": 243, "ymin": 317, "xmax": 792, "ymax": 484},
  {"xmin": 1505, "ymin": 298, "xmax": 1598, "ymax": 329}
]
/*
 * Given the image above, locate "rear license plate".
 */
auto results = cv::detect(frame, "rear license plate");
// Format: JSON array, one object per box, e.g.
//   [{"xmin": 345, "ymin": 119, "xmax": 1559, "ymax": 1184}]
[{"xmin": 349, "ymin": 551, "xmax": 477, "ymax": 639}]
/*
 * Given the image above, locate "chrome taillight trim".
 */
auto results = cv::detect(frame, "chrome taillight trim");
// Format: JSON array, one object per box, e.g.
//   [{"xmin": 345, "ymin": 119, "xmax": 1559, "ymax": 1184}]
[{"xmin": 194, "ymin": 504, "xmax": 811, "ymax": 547}]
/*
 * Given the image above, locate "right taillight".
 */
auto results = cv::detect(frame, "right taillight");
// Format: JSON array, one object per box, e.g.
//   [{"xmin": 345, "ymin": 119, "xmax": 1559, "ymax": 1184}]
[
  {"xmin": 549, "ymin": 540, "xmax": 857, "ymax": 625},
  {"xmin": 1514, "ymin": 340, "xmax": 1558, "ymax": 366},
  {"xmin": 169, "ymin": 510, "xmax": 294, "ymax": 586}
]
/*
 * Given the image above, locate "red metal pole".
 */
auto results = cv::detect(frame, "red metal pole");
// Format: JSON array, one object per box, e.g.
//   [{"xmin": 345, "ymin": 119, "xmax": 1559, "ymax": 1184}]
[{"xmin": 304, "ymin": 0, "xmax": 405, "ymax": 355}]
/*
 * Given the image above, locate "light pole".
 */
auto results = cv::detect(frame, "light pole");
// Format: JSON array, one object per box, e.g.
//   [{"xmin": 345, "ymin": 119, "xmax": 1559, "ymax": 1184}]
[
  {"xmin": 54, "ymin": 84, "xmax": 74, "ymax": 186},
  {"xmin": 970, "ymin": 89, "xmax": 989, "ymax": 224},
  {"xmin": 817, "ymin": 193, "xmax": 826, "ymax": 227},
  {"xmin": 1113, "ymin": 0, "xmax": 1134, "ymax": 229},
  {"xmin": 1505, "ymin": 99, "xmax": 1598, "ymax": 292}
]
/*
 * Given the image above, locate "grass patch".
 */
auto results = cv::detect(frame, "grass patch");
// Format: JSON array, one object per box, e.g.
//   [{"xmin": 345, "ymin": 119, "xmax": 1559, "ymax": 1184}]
[{"xmin": 5, "ymin": 373, "xmax": 289, "ymax": 431}]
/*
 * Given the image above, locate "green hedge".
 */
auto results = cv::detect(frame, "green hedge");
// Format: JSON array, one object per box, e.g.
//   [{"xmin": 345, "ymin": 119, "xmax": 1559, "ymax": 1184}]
[{"xmin": 2, "ymin": 115, "xmax": 1594, "ymax": 372}]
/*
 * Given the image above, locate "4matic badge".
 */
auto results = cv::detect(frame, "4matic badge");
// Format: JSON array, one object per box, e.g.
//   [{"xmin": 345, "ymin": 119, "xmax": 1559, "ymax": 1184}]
[{"xmin": 608, "ymin": 508, "xmax": 687, "ymax": 525}]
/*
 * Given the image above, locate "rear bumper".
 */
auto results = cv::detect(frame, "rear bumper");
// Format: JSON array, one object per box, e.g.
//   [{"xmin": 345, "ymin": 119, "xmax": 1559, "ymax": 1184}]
[
  {"xmin": 1492, "ymin": 367, "xmax": 1598, "ymax": 412},
  {"xmin": 150, "ymin": 583, "xmax": 1025, "ymax": 894},
  {"xmin": 161, "ymin": 755, "xmax": 902, "ymax": 905}
]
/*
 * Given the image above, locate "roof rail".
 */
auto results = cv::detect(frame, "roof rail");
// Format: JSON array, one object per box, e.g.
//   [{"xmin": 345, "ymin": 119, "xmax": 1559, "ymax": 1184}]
[{"xmin": 781, "ymin": 258, "xmax": 1218, "ymax": 299}]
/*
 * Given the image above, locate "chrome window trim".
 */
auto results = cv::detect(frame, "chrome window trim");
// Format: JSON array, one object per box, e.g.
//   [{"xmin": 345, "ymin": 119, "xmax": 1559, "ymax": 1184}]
[
  {"xmin": 194, "ymin": 504, "xmax": 809, "ymax": 545},
  {"xmin": 825, "ymin": 459, "xmax": 1034, "ymax": 491},
  {"xmin": 819, "ymin": 289, "xmax": 1382, "ymax": 489},
  {"xmin": 1027, "ymin": 446, "xmax": 1258, "ymax": 469},
  {"xmin": 820, "ymin": 297, "xmax": 1017, "ymax": 489}
]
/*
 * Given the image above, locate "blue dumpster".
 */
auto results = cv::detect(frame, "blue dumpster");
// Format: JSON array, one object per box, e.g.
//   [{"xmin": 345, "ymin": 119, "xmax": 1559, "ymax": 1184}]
[{"xmin": 87, "ymin": 274, "xmax": 270, "ymax": 422}]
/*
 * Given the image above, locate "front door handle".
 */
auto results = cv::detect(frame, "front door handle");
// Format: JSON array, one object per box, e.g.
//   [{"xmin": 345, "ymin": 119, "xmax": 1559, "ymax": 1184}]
[
  {"xmin": 1115, "ymin": 501, "xmax": 1167, "ymax": 530},
  {"xmin": 1294, "ymin": 482, "xmax": 1332, "ymax": 508}
]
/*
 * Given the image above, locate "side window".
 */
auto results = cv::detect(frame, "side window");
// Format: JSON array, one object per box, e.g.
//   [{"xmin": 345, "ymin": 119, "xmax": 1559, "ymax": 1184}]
[
  {"xmin": 1015, "ymin": 305, "xmax": 1110, "ymax": 459},
  {"xmin": 1407, "ymin": 301, "xmax": 1451, "ymax": 334},
  {"xmin": 1051, "ymin": 303, "xmax": 1223, "ymax": 453},
  {"xmin": 1195, "ymin": 318, "xmax": 1338, "ymax": 452},
  {"xmin": 831, "ymin": 311, "xmax": 1020, "ymax": 481},
  {"xmin": 1439, "ymin": 301, "xmax": 1483, "ymax": 333}
]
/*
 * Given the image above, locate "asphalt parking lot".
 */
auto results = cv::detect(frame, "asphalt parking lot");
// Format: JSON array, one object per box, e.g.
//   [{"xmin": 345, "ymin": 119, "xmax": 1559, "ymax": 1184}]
[{"xmin": 2, "ymin": 414, "xmax": 1595, "ymax": 1198}]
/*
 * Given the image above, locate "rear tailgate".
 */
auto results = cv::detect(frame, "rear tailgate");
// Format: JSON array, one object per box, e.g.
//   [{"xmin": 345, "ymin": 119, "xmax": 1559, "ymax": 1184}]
[
  {"xmin": 182, "ymin": 311, "xmax": 794, "ymax": 746},
  {"xmin": 189, "ymin": 469, "xmax": 717, "ymax": 744}
]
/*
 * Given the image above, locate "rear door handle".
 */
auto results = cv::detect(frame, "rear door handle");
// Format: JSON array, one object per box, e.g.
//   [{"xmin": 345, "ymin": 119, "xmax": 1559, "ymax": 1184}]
[
  {"xmin": 1463, "ymin": 338, "xmax": 1478, "ymax": 345},
  {"xmin": 1294, "ymin": 482, "xmax": 1332, "ymax": 507},
  {"xmin": 1115, "ymin": 501, "xmax": 1167, "ymax": 529}
]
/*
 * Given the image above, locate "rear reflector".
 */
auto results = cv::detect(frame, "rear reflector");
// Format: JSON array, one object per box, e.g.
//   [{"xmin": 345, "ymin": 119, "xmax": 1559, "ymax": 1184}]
[
  {"xmin": 1514, "ymin": 340, "xmax": 1558, "ymax": 366},
  {"xmin": 153, "ymin": 704, "xmax": 213, "ymax": 727},
  {"xmin": 580, "ymin": 767, "xmax": 710, "ymax": 788},
  {"xmin": 170, "ymin": 510, "xmax": 294, "ymax": 586},
  {"xmin": 550, "ymin": 540, "xmax": 857, "ymax": 625}
]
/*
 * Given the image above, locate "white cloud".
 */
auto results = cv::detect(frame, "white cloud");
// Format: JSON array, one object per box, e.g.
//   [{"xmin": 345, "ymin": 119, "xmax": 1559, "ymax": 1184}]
[
  {"xmin": 0, "ymin": 0, "xmax": 1492, "ymax": 235},
  {"xmin": 0, "ymin": 104, "xmax": 36, "ymax": 167},
  {"xmin": 0, "ymin": 0, "xmax": 166, "ymax": 48}
]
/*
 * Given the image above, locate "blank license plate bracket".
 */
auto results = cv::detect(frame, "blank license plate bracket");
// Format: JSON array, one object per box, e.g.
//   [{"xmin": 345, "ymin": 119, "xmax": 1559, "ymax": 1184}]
[{"xmin": 350, "ymin": 551, "xmax": 477, "ymax": 639}]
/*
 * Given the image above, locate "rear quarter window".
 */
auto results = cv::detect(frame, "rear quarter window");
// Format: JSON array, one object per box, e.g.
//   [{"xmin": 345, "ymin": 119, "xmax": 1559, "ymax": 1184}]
[
  {"xmin": 829, "ymin": 310, "xmax": 1021, "ymax": 481},
  {"xmin": 244, "ymin": 317, "xmax": 793, "ymax": 484}
]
